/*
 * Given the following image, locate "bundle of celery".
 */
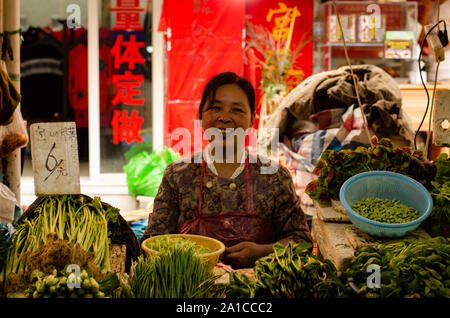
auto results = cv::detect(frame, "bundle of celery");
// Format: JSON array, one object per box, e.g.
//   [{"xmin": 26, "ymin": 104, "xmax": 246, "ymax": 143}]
[{"xmin": 0, "ymin": 195, "xmax": 119, "ymax": 286}]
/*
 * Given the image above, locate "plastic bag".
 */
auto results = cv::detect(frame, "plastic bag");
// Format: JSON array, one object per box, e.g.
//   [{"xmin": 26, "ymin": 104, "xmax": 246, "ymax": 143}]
[
  {"xmin": 0, "ymin": 60, "xmax": 20, "ymax": 125},
  {"xmin": 124, "ymin": 137, "xmax": 152, "ymax": 162},
  {"xmin": 0, "ymin": 182, "xmax": 21, "ymax": 225},
  {"xmin": 0, "ymin": 61, "xmax": 28, "ymax": 158},
  {"xmin": 123, "ymin": 146, "xmax": 180, "ymax": 197},
  {"xmin": 0, "ymin": 106, "xmax": 29, "ymax": 158}
]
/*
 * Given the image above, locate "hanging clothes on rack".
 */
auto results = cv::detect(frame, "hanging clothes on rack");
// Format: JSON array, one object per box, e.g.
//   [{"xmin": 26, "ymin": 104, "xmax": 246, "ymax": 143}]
[
  {"xmin": 20, "ymin": 27, "xmax": 64, "ymax": 122},
  {"xmin": 68, "ymin": 27, "xmax": 114, "ymax": 129}
]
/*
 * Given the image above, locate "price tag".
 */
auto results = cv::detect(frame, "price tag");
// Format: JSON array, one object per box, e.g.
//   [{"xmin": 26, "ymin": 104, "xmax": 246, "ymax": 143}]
[{"xmin": 30, "ymin": 122, "xmax": 81, "ymax": 195}]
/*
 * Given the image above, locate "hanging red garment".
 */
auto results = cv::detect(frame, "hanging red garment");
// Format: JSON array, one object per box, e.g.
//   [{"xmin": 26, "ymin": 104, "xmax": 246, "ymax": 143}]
[
  {"xmin": 68, "ymin": 44, "xmax": 112, "ymax": 112},
  {"xmin": 178, "ymin": 157, "xmax": 273, "ymax": 247},
  {"xmin": 43, "ymin": 26, "xmax": 86, "ymax": 43}
]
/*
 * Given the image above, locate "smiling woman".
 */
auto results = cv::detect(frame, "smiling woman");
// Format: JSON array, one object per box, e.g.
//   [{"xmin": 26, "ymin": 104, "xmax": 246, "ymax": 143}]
[
  {"xmin": 141, "ymin": 72, "xmax": 312, "ymax": 269},
  {"xmin": 195, "ymin": 72, "xmax": 259, "ymax": 183},
  {"xmin": 199, "ymin": 72, "xmax": 255, "ymax": 174}
]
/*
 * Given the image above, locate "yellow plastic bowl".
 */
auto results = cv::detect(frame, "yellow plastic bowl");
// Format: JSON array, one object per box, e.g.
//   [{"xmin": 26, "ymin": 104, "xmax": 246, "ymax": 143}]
[{"xmin": 141, "ymin": 234, "xmax": 226, "ymax": 271}]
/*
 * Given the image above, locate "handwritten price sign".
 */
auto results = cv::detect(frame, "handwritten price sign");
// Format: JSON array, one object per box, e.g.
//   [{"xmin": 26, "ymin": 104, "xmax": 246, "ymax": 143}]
[{"xmin": 30, "ymin": 122, "xmax": 80, "ymax": 195}]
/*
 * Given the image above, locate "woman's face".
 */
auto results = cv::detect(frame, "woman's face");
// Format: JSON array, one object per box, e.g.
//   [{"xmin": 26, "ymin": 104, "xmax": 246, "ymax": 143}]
[{"xmin": 201, "ymin": 84, "xmax": 254, "ymax": 150}]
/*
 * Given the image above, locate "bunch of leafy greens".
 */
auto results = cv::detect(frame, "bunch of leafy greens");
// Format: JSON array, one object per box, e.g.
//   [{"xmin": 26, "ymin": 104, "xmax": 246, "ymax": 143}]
[
  {"xmin": 0, "ymin": 228, "xmax": 9, "ymax": 272},
  {"xmin": 227, "ymin": 242, "xmax": 346, "ymax": 298},
  {"xmin": 305, "ymin": 137, "xmax": 436, "ymax": 206},
  {"xmin": 343, "ymin": 237, "xmax": 450, "ymax": 298},
  {"xmin": 422, "ymin": 153, "xmax": 450, "ymax": 237}
]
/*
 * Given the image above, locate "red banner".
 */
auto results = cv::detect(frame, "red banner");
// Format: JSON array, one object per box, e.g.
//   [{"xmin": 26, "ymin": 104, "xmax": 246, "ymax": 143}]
[
  {"xmin": 245, "ymin": 0, "xmax": 314, "ymax": 127},
  {"xmin": 160, "ymin": 0, "xmax": 246, "ymax": 154}
]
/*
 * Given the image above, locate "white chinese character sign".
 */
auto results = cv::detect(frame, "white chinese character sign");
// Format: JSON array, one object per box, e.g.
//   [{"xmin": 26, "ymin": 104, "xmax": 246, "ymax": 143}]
[{"xmin": 30, "ymin": 122, "xmax": 81, "ymax": 195}]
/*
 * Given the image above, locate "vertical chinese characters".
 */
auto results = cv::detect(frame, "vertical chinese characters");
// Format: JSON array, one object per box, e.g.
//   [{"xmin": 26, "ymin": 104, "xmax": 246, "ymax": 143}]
[
  {"xmin": 110, "ymin": 0, "xmax": 146, "ymax": 144},
  {"xmin": 266, "ymin": 2, "xmax": 300, "ymax": 42}
]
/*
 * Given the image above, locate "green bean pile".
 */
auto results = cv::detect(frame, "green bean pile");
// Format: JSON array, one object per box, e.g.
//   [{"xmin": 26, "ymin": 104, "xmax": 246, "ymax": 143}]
[
  {"xmin": 352, "ymin": 198, "xmax": 419, "ymax": 224},
  {"xmin": 145, "ymin": 236, "xmax": 212, "ymax": 255}
]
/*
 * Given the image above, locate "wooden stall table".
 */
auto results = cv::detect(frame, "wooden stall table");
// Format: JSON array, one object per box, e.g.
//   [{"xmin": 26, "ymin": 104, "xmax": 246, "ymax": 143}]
[
  {"xmin": 311, "ymin": 200, "xmax": 430, "ymax": 272},
  {"xmin": 213, "ymin": 265, "xmax": 255, "ymax": 285}
]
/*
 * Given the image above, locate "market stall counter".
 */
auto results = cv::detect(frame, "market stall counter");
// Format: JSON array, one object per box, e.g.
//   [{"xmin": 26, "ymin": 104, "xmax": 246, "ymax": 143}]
[{"xmin": 311, "ymin": 201, "xmax": 431, "ymax": 271}]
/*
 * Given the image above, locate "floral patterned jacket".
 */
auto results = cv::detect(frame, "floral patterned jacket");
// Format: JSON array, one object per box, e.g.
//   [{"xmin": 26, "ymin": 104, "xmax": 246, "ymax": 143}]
[{"xmin": 141, "ymin": 152, "xmax": 312, "ymax": 245}]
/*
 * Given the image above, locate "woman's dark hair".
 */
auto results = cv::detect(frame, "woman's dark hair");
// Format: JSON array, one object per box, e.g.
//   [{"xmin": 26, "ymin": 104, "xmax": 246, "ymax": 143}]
[{"xmin": 198, "ymin": 72, "xmax": 255, "ymax": 119}]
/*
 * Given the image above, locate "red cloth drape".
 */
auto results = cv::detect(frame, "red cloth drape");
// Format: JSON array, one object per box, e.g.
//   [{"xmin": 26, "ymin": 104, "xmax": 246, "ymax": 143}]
[
  {"xmin": 244, "ymin": 0, "xmax": 314, "ymax": 128},
  {"xmin": 160, "ymin": 0, "xmax": 246, "ymax": 156}
]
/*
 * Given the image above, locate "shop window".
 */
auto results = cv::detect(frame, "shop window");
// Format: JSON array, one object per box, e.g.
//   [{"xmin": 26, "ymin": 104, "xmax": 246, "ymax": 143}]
[
  {"xmin": 98, "ymin": 0, "xmax": 152, "ymax": 173},
  {"xmin": 20, "ymin": 0, "xmax": 89, "ymax": 174}
]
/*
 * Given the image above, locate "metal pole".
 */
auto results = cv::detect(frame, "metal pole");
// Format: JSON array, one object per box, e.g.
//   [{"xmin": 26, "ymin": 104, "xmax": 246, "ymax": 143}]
[
  {"xmin": 2, "ymin": 0, "xmax": 22, "ymax": 203},
  {"xmin": 152, "ymin": 0, "xmax": 165, "ymax": 151},
  {"xmin": 88, "ymin": 0, "xmax": 100, "ymax": 180}
]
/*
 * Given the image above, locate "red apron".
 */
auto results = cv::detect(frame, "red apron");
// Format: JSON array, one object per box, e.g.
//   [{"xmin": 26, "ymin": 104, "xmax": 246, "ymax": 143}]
[{"xmin": 178, "ymin": 157, "xmax": 273, "ymax": 247}]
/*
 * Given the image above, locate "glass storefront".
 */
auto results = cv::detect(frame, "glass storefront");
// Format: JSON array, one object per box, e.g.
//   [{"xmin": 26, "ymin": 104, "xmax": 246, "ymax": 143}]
[
  {"xmin": 20, "ymin": 0, "xmax": 89, "ymax": 175},
  {"xmin": 20, "ymin": 0, "xmax": 154, "ymax": 177}
]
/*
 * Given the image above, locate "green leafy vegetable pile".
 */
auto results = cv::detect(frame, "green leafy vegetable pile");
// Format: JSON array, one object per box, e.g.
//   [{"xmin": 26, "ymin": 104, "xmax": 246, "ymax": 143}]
[
  {"xmin": 343, "ymin": 236, "xmax": 450, "ymax": 298},
  {"xmin": 422, "ymin": 153, "xmax": 450, "ymax": 237},
  {"xmin": 145, "ymin": 235, "xmax": 212, "ymax": 255},
  {"xmin": 227, "ymin": 242, "xmax": 346, "ymax": 298},
  {"xmin": 0, "ymin": 229, "xmax": 8, "ymax": 272},
  {"xmin": 305, "ymin": 137, "xmax": 436, "ymax": 206}
]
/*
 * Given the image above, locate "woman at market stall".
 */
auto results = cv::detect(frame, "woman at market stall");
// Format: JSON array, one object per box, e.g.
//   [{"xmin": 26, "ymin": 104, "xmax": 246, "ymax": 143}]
[{"xmin": 141, "ymin": 72, "xmax": 312, "ymax": 268}]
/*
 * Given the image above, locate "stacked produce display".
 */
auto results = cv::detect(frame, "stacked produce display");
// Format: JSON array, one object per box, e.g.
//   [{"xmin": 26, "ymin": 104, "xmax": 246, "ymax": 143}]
[
  {"xmin": 228, "ymin": 238, "xmax": 450, "ymax": 298},
  {"xmin": 0, "ymin": 136, "xmax": 448, "ymax": 299},
  {"xmin": 0, "ymin": 194, "xmax": 140, "ymax": 298},
  {"xmin": 306, "ymin": 137, "xmax": 449, "ymax": 237},
  {"xmin": 298, "ymin": 136, "xmax": 449, "ymax": 298},
  {"xmin": 305, "ymin": 137, "xmax": 436, "ymax": 206}
]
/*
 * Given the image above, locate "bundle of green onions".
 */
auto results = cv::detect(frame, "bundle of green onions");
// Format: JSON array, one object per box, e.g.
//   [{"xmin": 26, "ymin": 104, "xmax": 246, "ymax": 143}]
[
  {"xmin": 131, "ymin": 247, "xmax": 222, "ymax": 298},
  {"xmin": 0, "ymin": 195, "xmax": 119, "ymax": 285}
]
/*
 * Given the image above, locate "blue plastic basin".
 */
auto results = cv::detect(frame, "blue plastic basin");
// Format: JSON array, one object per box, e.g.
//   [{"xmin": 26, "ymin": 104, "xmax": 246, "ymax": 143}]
[{"xmin": 339, "ymin": 171, "xmax": 433, "ymax": 238}]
